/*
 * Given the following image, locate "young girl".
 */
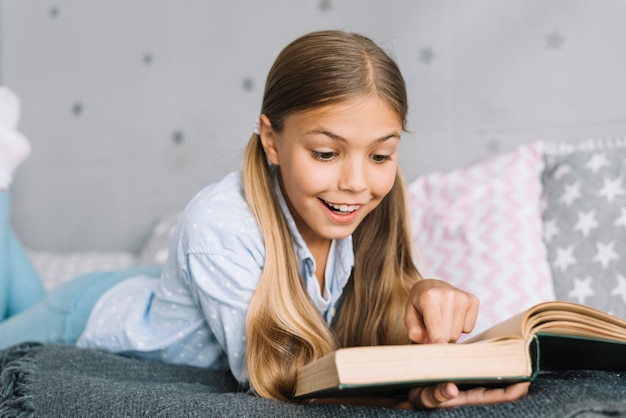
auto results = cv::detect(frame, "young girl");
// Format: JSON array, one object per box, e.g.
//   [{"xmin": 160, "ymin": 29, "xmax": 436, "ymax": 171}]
[{"xmin": 0, "ymin": 31, "xmax": 529, "ymax": 409}]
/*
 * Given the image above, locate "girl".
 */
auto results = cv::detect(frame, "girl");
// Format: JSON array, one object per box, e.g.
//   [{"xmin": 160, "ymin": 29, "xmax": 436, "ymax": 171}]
[{"xmin": 0, "ymin": 31, "xmax": 529, "ymax": 409}]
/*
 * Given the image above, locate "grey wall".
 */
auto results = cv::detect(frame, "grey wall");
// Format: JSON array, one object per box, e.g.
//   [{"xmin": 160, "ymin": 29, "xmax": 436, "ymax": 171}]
[{"xmin": 2, "ymin": 0, "xmax": 626, "ymax": 252}]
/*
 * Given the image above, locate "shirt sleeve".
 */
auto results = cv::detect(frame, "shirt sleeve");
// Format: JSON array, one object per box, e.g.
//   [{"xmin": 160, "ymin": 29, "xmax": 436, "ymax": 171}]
[
  {"xmin": 167, "ymin": 172, "xmax": 265, "ymax": 385},
  {"xmin": 183, "ymin": 237, "xmax": 263, "ymax": 384}
]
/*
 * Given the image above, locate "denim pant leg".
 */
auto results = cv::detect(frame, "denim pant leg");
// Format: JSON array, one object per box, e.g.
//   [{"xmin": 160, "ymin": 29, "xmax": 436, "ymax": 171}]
[
  {"xmin": 0, "ymin": 265, "xmax": 162, "ymax": 350},
  {"xmin": 0, "ymin": 192, "xmax": 8, "ymax": 318},
  {"xmin": 6, "ymin": 228, "xmax": 46, "ymax": 315},
  {"xmin": 0, "ymin": 191, "xmax": 46, "ymax": 319}
]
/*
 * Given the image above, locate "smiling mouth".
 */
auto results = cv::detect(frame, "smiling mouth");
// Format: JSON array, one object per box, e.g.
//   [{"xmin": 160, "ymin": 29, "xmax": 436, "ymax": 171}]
[{"xmin": 321, "ymin": 199, "xmax": 361, "ymax": 214}]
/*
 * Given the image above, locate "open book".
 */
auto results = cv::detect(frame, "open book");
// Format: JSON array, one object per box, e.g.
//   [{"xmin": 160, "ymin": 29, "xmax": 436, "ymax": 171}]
[{"xmin": 294, "ymin": 301, "xmax": 626, "ymax": 398}]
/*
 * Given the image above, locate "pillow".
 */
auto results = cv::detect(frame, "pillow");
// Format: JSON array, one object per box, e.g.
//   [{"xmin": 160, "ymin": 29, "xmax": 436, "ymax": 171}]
[
  {"xmin": 136, "ymin": 212, "xmax": 181, "ymax": 266},
  {"xmin": 408, "ymin": 142, "xmax": 555, "ymax": 336},
  {"xmin": 541, "ymin": 138, "xmax": 626, "ymax": 319},
  {"xmin": 26, "ymin": 249, "xmax": 137, "ymax": 291}
]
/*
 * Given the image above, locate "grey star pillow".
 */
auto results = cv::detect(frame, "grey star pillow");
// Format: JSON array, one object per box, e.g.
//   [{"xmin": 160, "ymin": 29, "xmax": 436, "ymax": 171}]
[{"xmin": 541, "ymin": 138, "xmax": 626, "ymax": 319}]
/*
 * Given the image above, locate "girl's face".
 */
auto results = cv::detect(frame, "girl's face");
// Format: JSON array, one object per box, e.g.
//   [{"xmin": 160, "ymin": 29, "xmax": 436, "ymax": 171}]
[{"xmin": 259, "ymin": 96, "xmax": 401, "ymax": 249}]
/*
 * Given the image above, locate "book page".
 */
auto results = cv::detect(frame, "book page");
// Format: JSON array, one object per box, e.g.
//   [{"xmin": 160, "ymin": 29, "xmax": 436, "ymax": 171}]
[
  {"xmin": 528, "ymin": 302, "xmax": 626, "ymax": 341},
  {"xmin": 466, "ymin": 300, "xmax": 626, "ymax": 345},
  {"xmin": 464, "ymin": 310, "xmax": 528, "ymax": 344}
]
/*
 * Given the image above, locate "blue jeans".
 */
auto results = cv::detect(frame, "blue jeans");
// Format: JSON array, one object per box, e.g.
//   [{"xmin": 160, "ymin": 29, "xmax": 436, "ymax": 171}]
[
  {"xmin": 0, "ymin": 191, "xmax": 161, "ymax": 349},
  {"xmin": 0, "ymin": 192, "xmax": 46, "ymax": 318}
]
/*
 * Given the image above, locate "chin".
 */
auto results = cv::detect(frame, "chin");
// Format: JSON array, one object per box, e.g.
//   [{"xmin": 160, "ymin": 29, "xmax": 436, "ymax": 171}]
[{"xmin": 322, "ymin": 227, "xmax": 357, "ymax": 241}]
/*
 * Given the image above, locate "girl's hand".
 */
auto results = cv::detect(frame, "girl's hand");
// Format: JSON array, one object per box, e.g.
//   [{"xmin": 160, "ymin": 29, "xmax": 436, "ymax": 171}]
[
  {"xmin": 404, "ymin": 278, "xmax": 479, "ymax": 344},
  {"xmin": 402, "ymin": 279, "xmax": 529, "ymax": 409},
  {"xmin": 311, "ymin": 382, "xmax": 530, "ymax": 410},
  {"xmin": 405, "ymin": 381, "xmax": 530, "ymax": 409}
]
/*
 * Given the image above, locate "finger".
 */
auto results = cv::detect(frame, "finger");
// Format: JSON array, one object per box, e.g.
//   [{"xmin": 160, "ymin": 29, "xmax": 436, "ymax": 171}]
[
  {"xmin": 444, "ymin": 292, "xmax": 479, "ymax": 342},
  {"xmin": 421, "ymin": 288, "xmax": 470, "ymax": 343},
  {"xmin": 407, "ymin": 279, "xmax": 479, "ymax": 343},
  {"xmin": 455, "ymin": 382, "xmax": 530, "ymax": 407},
  {"xmin": 428, "ymin": 382, "xmax": 531, "ymax": 409},
  {"xmin": 462, "ymin": 294, "xmax": 480, "ymax": 334},
  {"xmin": 408, "ymin": 383, "xmax": 458, "ymax": 409},
  {"xmin": 404, "ymin": 302, "xmax": 427, "ymax": 343},
  {"xmin": 406, "ymin": 280, "xmax": 449, "ymax": 343},
  {"xmin": 425, "ymin": 309, "xmax": 461, "ymax": 344},
  {"xmin": 420, "ymin": 299, "xmax": 448, "ymax": 344},
  {"xmin": 447, "ymin": 292, "xmax": 479, "ymax": 341}
]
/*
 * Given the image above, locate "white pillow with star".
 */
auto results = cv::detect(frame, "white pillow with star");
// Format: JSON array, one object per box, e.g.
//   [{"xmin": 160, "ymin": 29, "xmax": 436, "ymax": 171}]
[{"xmin": 541, "ymin": 137, "xmax": 626, "ymax": 319}]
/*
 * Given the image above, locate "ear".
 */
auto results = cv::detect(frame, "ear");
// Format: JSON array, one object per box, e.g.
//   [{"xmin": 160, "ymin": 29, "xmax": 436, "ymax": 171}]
[{"xmin": 258, "ymin": 114, "xmax": 280, "ymax": 165}]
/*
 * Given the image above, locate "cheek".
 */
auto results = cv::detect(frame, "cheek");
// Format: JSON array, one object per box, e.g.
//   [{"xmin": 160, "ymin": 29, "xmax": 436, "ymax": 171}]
[
  {"xmin": 372, "ymin": 167, "xmax": 398, "ymax": 198},
  {"xmin": 289, "ymin": 157, "xmax": 336, "ymax": 193},
  {"xmin": 282, "ymin": 164, "xmax": 320, "ymax": 199},
  {"xmin": 291, "ymin": 164, "xmax": 313, "ymax": 187}
]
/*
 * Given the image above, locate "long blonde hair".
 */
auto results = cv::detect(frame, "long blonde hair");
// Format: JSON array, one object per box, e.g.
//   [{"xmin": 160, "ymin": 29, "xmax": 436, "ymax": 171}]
[{"xmin": 243, "ymin": 30, "xmax": 421, "ymax": 400}]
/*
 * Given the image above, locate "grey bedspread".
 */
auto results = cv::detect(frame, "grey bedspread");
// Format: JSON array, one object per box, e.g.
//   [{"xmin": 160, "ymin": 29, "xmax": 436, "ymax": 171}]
[{"xmin": 1, "ymin": 343, "xmax": 625, "ymax": 417}]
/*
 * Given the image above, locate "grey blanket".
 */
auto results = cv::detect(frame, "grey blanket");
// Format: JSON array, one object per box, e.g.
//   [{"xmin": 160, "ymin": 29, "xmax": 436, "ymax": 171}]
[{"xmin": 1, "ymin": 343, "xmax": 626, "ymax": 417}]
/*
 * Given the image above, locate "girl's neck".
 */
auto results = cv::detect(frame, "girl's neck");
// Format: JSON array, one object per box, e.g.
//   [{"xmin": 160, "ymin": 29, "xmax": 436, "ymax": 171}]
[{"xmin": 307, "ymin": 238, "xmax": 332, "ymax": 293}]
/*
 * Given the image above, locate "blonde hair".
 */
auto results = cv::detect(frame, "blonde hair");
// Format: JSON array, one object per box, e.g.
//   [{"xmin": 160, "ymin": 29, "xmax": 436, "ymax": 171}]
[{"xmin": 243, "ymin": 30, "xmax": 421, "ymax": 400}]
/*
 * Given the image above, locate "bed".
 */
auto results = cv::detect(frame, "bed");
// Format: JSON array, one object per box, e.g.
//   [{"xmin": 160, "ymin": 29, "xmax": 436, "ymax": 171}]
[
  {"xmin": 1, "ymin": 342, "xmax": 625, "ymax": 417},
  {"xmin": 2, "ymin": 137, "xmax": 626, "ymax": 417}
]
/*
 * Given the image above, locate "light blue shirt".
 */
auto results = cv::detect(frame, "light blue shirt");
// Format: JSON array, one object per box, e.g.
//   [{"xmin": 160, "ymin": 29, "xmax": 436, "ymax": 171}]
[{"xmin": 77, "ymin": 170, "xmax": 354, "ymax": 386}]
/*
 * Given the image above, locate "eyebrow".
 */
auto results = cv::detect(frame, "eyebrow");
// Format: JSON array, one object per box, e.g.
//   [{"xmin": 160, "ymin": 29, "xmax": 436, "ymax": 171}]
[{"xmin": 306, "ymin": 129, "xmax": 401, "ymax": 143}]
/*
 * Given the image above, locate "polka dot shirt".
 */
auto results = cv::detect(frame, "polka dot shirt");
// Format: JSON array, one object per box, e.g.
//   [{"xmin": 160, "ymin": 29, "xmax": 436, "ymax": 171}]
[{"xmin": 77, "ymin": 170, "xmax": 355, "ymax": 387}]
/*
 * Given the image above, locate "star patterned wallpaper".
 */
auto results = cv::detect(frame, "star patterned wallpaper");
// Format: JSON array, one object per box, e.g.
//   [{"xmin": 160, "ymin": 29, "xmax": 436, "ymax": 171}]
[{"xmin": 1, "ymin": 0, "xmax": 626, "ymax": 252}]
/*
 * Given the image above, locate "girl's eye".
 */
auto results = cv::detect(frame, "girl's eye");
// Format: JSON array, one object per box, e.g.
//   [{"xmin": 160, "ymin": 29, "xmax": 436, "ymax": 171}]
[
  {"xmin": 372, "ymin": 154, "xmax": 391, "ymax": 163},
  {"xmin": 312, "ymin": 151, "xmax": 337, "ymax": 161}
]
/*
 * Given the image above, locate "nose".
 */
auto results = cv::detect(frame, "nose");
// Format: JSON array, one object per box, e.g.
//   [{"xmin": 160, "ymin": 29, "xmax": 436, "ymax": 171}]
[{"xmin": 338, "ymin": 157, "xmax": 367, "ymax": 193}]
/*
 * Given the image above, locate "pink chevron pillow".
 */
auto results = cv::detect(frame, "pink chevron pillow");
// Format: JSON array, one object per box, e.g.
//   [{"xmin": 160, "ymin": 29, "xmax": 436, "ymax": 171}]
[{"xmin": 408, "ymin": 142, "xmax": 555, "ymax": 337}]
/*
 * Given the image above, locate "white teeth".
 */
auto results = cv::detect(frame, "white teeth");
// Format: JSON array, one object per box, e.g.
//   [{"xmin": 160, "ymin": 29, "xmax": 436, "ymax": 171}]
[{"xmin": 327, "ymin": 202, "xmax": 359, "ymax": 213}]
